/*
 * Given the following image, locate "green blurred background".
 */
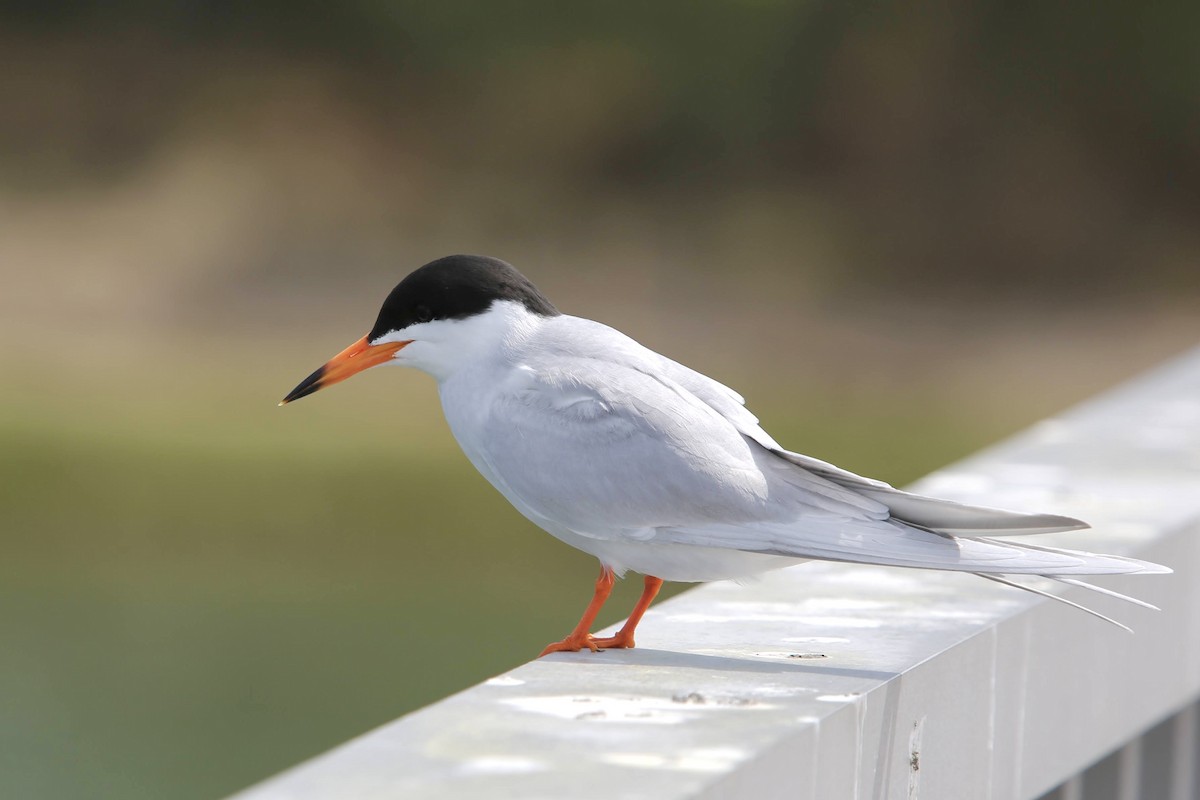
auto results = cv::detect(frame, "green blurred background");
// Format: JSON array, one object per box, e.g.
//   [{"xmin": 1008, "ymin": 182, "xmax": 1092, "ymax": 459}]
[{"xmin": 2, "ymin": 2, "xmax": 1198, "ymax": 797}]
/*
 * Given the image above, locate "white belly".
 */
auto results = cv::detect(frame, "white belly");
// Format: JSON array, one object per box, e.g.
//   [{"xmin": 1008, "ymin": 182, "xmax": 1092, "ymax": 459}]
[{"xmin": 552, "ymin": 534, "xmax": 804, "ymax": 583}]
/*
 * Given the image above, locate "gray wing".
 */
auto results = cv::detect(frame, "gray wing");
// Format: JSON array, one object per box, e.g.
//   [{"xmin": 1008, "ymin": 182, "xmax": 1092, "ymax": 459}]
[
  {"xmin": 483, "ymin": 318, "xmax": 1163, "ymax": 578},
  {"xmin": 648, "ymin": 344, "xmax": 1164, "ymax": 576},
  {"xmin": 478, "ymin": 348, "xmax": 888, "ymax": 541},
  {"xmin": 651, "ymin": 348, "xmax": 1089, "ymax": 536}
]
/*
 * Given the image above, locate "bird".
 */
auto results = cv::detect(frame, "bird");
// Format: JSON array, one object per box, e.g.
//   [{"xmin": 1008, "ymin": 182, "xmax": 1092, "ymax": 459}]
[{"xmin": 280, "ymin": 254, "xmax": 1169, "ymax": 655}]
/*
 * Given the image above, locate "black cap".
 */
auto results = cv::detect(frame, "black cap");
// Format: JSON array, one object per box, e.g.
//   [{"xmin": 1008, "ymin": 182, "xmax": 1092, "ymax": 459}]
[{"xmin": 368, "ymin": 255, "xmax": 559, "ymax": 342}]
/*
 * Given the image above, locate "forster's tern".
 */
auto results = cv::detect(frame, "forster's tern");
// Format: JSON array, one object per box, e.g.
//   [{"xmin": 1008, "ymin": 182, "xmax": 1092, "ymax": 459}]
[{"xmin": 282, "ymin": 255, "xmax": 1169, "ymax": 654}]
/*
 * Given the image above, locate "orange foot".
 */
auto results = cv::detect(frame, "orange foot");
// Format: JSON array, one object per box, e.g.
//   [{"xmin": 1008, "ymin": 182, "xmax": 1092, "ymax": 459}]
[
  {"xmin": 539, "ymin": 629, "xmax": 636, "ymax": 656},
  {"xmin": 591, "ymin": 630, "xmax": 636, "ymax": 649},
  {"xmin": 539, "ymin": 633, "xmax": 601, "ymax": 656}
]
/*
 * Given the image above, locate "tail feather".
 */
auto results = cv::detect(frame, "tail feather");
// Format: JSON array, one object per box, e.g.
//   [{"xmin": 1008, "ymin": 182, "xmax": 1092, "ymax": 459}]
[
  {"xmin": 665, "ymin": 518, "xmax": 1170, "ymax": 577},
  {"xmin": 1047, "ymin": 576, "xmax": 1161, "ymax": 611},
  {"xmin": 974, "ymin": 536, "xmax": 1172, "ymax": 575},
  {"xmin": 972, "ymin": 573, "xmax": 1133, "ymax": 632},
  {"xmin": 767, "ymin": 445, "xmax": 1168, "ymax": 627}
]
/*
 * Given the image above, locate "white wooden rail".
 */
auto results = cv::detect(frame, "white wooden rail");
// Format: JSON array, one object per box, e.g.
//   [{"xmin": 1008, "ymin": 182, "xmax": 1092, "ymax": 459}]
[{"xmin": 231, "ymin": 348, "xmax": 1200, "ymax": 800}]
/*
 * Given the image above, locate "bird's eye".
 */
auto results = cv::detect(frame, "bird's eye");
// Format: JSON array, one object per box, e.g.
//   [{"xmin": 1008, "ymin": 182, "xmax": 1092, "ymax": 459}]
[{"xmin": 415, "ymin": 304, "xmax": 433, "ymax": 323}]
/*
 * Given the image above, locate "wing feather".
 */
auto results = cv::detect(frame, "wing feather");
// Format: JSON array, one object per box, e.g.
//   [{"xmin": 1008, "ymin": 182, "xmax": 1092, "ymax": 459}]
[
  {"xmin": 475, "ymin": 327, "xmax": 888, "ymax": 539},
  {"xmin": 479, "ymin": 317, "xmax": 1165, "ymax": 586},
  {"xmin": 649, "ymin": 338, "xmax": 1092, "ymax": 537}
]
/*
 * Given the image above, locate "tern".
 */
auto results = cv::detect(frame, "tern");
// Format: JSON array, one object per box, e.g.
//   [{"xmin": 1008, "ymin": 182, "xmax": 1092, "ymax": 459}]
[{"xmin": 281, "ymin": 255, "xmax": 1168, "ymax": 654}]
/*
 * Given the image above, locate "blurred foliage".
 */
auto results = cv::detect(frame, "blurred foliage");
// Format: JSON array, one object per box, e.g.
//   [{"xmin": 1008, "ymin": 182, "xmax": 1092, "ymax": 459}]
[{"xmin": 1, "ymin": 0, "xmax": 1198, "ymax": 297}]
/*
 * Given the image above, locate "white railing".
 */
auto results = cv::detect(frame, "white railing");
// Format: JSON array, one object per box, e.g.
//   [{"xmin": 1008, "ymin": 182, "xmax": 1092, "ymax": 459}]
[{"xmin": 230, "ymin": 348, "xmax": 1200, "ymax": 800}]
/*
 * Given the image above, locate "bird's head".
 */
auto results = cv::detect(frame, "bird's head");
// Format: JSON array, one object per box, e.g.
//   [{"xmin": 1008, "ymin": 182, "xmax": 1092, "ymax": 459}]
[{"xmin": 280, "ymin": 254, "xmax": 559, "ymax": 404}]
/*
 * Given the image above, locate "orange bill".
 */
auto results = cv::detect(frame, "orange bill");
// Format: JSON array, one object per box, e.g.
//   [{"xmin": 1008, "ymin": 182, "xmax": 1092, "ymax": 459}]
[{"xmin": 279, "ymin": 336, "xmax": 410, "ymax": 405}]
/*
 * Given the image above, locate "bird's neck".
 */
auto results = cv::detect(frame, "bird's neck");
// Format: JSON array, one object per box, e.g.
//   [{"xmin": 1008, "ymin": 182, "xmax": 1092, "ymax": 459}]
[{"xmin": 418, "ymin": 301, "xmax": 545, "ymax": 384}]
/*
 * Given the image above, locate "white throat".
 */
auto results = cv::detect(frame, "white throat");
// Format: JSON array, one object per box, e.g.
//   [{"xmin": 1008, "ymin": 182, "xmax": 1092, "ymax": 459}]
[{"xmin": 375, "ymin": 300, "xmax": 546, "ymax": 383}]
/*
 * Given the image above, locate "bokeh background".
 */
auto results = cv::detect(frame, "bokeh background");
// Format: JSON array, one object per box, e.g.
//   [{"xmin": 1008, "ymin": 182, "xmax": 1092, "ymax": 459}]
[{"xmin": 2, "ymin": 3, "xmax": 1198, "ymax": 798}]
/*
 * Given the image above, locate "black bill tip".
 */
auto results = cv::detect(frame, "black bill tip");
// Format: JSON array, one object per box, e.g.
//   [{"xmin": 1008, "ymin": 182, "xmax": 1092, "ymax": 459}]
[{"xmin": 280, "ymin": 365, "xmax": 325, "ymax": 406}]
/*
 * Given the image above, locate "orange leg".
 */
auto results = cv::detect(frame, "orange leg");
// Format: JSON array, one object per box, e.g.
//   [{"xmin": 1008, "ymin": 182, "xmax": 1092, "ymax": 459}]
[
  {"xmin": 592, "ymin": 575, "xmax": 663, "ymax": 650},
  {"xmin": 540, "ymin": 566, "xmax": 616, "ymax": 656}
]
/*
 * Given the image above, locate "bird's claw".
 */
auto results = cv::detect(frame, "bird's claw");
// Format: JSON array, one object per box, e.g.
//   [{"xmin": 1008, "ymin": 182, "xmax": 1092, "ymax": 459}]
[
  {"xmin": 539, "ymin": 634, "xmax": 600, "ymax": 656},
  {"xmin": 539, "ymin": 630, "xmax": 635, "ymax": 656},
  {"xmin": 590, "ymin": 631, "xmax": 635, "ymax": 649}
]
